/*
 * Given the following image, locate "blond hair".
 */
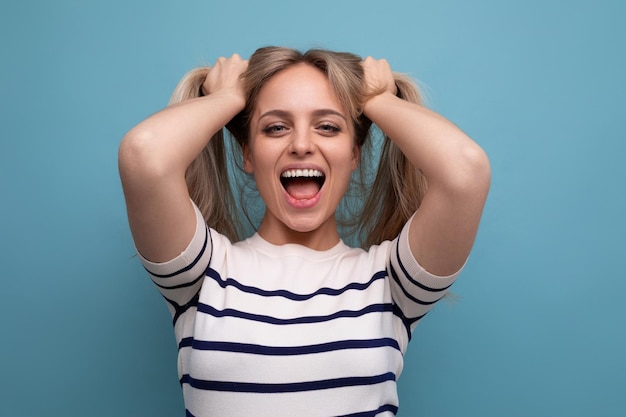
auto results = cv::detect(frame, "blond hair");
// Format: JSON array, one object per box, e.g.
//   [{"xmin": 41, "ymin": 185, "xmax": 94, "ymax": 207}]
[{"xmin": 168, "ymin": 46, "xmax": 427, "ymax": 248}]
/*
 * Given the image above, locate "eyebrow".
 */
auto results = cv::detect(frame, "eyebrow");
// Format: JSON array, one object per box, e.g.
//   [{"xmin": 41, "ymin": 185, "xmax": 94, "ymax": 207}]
[{"xmin": 258, "ymin": 109, "xmax": 347, "ymax": 121}]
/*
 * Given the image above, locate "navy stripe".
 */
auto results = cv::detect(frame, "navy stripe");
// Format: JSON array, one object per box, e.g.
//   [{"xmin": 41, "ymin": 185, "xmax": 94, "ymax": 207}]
[
  {"xmin": 197, "ymin": 302, "xmax": 394, "ymax": 325},
  {"xmin": 388, "ymin": 262, "xmax": 444, "ymax": 306},
  {"xmin": 180, "ymin": 372, "xmax": 395, "ymax": 393},
  {"xmin": 207, "ymin": 227, "xmax": 214, "ymax": 267},
  {"xmin": 153, "ymin": 269, "xmax": 204, "ymax": 290},
  {"xmin": 145, "ymin": 225, "xmax": 210, "ymax": 279},
  {"xmin": 340, "ymin": 404, "xmax": 399, "ymax": 417},
  {"xmin": 186, "ymin": 400, "xmax": 398, "ymax": 417},
  {"xmin": 179, "ymin": 337, "xmax": 401, "ymax": 354},
  {"xmin": 392, "ymin": 303, "xmax": 418, "ymax": 341},
  {"xmin": 392, "ymin": 230, "xmax": 453, "ymax": 293},
  {"xmin": 408, "ymin": 313, "xmax": 426, "ymax": 326},
  {"xmin": 206, "ymin": 268, "xmax": 387, "ymax": 301},
  {"xmin": 164, "ymin": 290, "xmax": 200, "ymax": 326}
]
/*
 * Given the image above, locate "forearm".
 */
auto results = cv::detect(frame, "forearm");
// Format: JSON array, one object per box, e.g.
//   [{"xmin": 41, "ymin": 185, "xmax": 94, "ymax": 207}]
[
  {"xmin": 363, "ymin": 92, "xmax": 489, "ymax": 192},
  {"xmin": 119, "ymin": 91, "xmax": 245, "ymax": 180},
  {"xmin": 365, "ymin": 91, "xmax": 490, "ymax": 275}
]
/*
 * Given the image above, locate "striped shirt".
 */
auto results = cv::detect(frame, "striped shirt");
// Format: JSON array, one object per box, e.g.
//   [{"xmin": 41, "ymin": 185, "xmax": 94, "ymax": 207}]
[{"xmin": 140, "ymin": 203, "xmax": 460, "ymax": 416}]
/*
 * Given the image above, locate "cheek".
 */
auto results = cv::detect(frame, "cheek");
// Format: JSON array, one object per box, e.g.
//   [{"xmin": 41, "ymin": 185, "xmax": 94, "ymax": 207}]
[
  {"xmin": 333, "ymin": 142, "xmax": 359, "ymax": 172},
  {"xmin": 243, "ymin": 140, "xmax": 270, "ymax": 174},
  {"xmin": 244, "ymin": 141, "xmax": 278, "ymax": 177}
]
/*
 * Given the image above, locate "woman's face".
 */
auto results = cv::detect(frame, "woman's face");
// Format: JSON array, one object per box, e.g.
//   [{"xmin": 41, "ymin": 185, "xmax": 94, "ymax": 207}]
[{"xmin": 244, "ymin": 63, "xmax": 359, "ymax": 249}]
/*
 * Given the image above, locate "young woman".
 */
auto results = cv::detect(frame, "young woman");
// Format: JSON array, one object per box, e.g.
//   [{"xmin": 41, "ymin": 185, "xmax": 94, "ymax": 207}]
[{"xmin": 119, "ymin": 46, "xmax": 490, "ymax": 417}]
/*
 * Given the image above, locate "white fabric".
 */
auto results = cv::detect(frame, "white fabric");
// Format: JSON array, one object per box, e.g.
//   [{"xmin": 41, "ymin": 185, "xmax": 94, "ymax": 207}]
[{"xmin": 140, "ymin": 202, "xmax": 460, "ymax": 417}]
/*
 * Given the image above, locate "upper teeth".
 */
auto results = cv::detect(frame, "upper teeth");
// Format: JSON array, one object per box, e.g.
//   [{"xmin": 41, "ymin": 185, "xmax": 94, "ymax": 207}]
[{"xmin": 281, "ymin": 169, "xmax": 324, "ymax": 178}]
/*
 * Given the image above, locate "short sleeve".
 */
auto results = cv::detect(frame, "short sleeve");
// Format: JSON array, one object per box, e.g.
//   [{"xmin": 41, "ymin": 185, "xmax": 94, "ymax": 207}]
[
  {"xmin": 138, "ymin": 201, "xmax": 212, "ymax": 313},
  {"xmin": 387, "ymin": 215, "xmax": 464, "ymax": 340}
]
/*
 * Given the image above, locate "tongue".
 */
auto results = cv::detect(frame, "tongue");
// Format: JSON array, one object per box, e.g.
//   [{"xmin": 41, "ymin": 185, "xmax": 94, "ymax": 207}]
[{"xmin": 285, "ymin": 178, "xmax": 320, "ymax": 200}]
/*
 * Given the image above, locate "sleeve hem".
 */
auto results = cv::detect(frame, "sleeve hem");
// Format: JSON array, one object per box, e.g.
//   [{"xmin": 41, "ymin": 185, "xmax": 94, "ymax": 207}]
[
  {"xmin": 138, "ymin": 201, "xmax": 207, "ymax": 277},
  {"xmin": 397, "ymin": 214, "xmax": 466, "ymax": 289}
]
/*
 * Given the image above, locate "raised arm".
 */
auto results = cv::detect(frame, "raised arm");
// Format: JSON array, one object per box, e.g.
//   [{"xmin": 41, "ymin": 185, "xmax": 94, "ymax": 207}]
[
  {"xmin": 362, "ymin": 57, "xmax": 491, "ymax": 276},
  {"xmin": 118, "ymin": 55, "xmax": 248, "ymax": 262}
]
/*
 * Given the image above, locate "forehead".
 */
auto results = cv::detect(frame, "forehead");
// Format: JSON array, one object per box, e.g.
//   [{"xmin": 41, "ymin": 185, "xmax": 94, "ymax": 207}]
[{"xmin": 253, "ymin": 64, "xmax": 345, "ymax": 116}]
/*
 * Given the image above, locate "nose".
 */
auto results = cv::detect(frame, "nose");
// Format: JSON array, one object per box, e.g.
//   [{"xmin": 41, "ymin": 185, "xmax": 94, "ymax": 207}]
[{"xmin": 289, "ymin": 128, "xmax": 315, "ymax": 156}]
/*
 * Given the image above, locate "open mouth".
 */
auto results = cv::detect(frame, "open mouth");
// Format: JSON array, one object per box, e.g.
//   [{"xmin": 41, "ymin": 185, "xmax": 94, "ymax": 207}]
[{"xmin": 280, "ymin": 169, "xmax": 326, "ymax": 200}]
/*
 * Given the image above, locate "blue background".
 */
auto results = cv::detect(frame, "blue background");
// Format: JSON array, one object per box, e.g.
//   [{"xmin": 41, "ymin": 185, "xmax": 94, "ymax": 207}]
[{"xmin": 1, "ymin": 0, "xmax": 624, "ymax": 416}]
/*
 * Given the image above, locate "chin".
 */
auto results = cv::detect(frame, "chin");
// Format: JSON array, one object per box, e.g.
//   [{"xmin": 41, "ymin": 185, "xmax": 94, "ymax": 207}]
[
  {"xmin": 283, "ymin": 212, "xmax": 334, "ymax": 234},
  {"xmin": 285, "ymin": 219, "xmax": 324, "ymax": 234}
]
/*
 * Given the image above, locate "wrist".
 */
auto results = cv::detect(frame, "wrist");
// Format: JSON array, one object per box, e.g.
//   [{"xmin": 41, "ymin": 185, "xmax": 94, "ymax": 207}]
[
  {"xmin": 363, "ymin": 91, "xmax": 397, "ymax": 118},
  {"xmin": 203, "ymin": 89, "xmax": 247, "ymax": 113}
]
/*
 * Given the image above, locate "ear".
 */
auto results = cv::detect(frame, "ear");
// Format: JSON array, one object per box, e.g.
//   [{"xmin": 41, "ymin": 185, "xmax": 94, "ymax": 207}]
[
  {"xmin": 351, "ymin": 145, "xmax": 361, "ymax": 171},
  {"xmin": 242, "ymin": 143, "xmax": 254, "ymax": 174}
]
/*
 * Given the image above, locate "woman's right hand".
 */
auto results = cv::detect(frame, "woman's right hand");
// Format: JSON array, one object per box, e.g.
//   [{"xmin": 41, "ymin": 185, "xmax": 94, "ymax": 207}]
[{"xmin": 201, "ymin": 54, "xmax": 248, "ymax": 104}]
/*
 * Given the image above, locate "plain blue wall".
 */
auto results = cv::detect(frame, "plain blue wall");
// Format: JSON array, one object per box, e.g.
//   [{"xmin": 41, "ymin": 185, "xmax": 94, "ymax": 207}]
[{"xmin": 2, "ymin": 0, "xmax": 624, "ymax": 416}]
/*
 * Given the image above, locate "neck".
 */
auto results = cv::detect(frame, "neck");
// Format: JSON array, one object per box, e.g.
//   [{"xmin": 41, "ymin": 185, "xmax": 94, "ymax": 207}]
[{"xmin": 256, "ymin": 216, "xmax": 341, "ymax": 251}]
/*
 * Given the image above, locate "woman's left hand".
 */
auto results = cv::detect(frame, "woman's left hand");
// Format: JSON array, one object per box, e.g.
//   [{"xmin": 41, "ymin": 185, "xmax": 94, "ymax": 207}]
[{"xmin": 362, "ymin": 56, "xmax": 397, "ymax": 97}]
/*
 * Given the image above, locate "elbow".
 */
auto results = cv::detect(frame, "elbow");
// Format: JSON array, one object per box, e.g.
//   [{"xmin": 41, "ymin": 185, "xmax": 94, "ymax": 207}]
[
  {"xmin": 118, "ymin": 128, "xmax": 170, "ymax": 182},
  {"xmin": 465, "ymin": 145, "xmax": 491, "ymax": 192},
  {"xmin": 442, "ymin": 143, "xmax": 491, "ymax": 198}
]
